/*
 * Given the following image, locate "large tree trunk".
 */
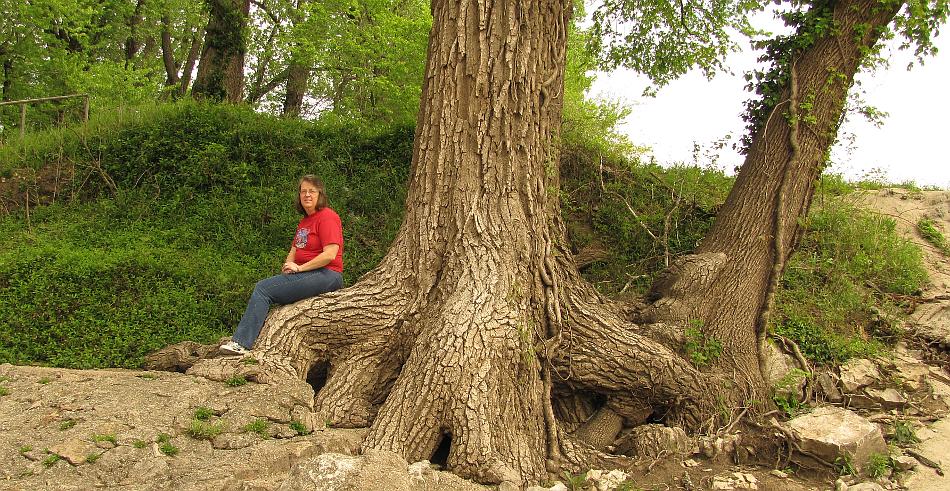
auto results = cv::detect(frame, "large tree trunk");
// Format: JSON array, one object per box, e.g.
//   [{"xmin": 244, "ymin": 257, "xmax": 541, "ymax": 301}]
[
  {"xmin": 281, "ymin": 60, "xmax": 309, "ymax": 117},
  {"xmin": 638, "ymin": 0, "xmax": 903, "ymax": 386},
  {"xmin": 179, "ymin": 29, "xmax": 203, "ymax": 96},
  {"xmin": 160, "ymin": 14, "xmax": 180, "ymax": 87},
  {"xmin": 124, "ymin": 0, "xmax": 146, "ymax": 68},
  {"xmin": 191, "ymin": 0, "xmax": 249, "ymax": 103},
  {"xmin": 164, "ymin": 0, "xmax": 906, "ymax": 485}
]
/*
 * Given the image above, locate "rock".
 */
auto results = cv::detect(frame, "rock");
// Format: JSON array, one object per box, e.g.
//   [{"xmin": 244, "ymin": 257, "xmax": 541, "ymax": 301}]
[
  {"xmin": 698, "ymin": 433, "xmax": 740, "ymax": 458},
  {"xmin": 835, "ymin": 477, "xmax": 848, "ymax": 491},
  {"xmin": 891, "ymin": 355, "xmax": 930, "ymax": 392},
  {"xmin": 548, "ymin": 484, "xmax": 569, "ymax": 491},
  {"xmin": 211, "ymin": 432, "xmax": 258, "ymax": 450},
  {"xmin": 49, "ymin": 438, "xmax": 99, "ymax": 465},
  {"xmin": 847, "ymin": 394, "xmax": 878, "ymax": 410},
  {"xmin": 120, "ymin": 458, "xmax": 172, "ymax": 486},
  {"xmin": 498, "ymin": 481, "xmax": 518, "ymax": 491},
  {"xmin": 588, "ymin": 469, "xmax": 627, "ymax": 491},
  {"xmin": 840, "ymin": 359, "xmax": 880, "ymax": 393},
  {"xmin": 769, "ymin": 470, "xmax": 788, "ymax": 478},
  {"xmin": 408, "ymin": 460, "xmax": 434, "ymax": 483},
  {"xmin": 816, "ymin": 372, "xmax": 844, "ymax": 403},
  {"xmin": 615, "ymin": 424, "xmax": 691, "ymax": 459},
  {"xmin": 733, "ymin": 472, "xmax": 757, "ymax": 483},
  {"xmin": 765, "ymin": 342, "xmax": 805, "ymax": 397},
  {"xmin": 712, "ymin": 477, "xmax": 735, "ymax": 490},
  {"xmin": 864, "ymin": 388, "xmax": 907, "ymax": 409},
  {"xmin": 892, "ymin": 455, "xmax": 917, "ymax": 471},
  {"xmin": 784, "ymin": 406, "xmax": 887, "ymax": 472},
  {"xmin": 277, "ymin": 449, "xmax": 411, "ymax": 491},
  {"xmin": 682, "ymin": 459, "xmax": 700, "ymax": 467},
  {"xmin": 848, "ymin": 483, "xmax": 885, "ymax": 491}
]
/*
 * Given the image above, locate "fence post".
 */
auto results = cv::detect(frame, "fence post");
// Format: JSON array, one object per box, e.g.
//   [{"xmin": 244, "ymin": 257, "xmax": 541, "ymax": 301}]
[{"xmin": 19, "ymin": 103, "xmax": 26, "ymax": 139}]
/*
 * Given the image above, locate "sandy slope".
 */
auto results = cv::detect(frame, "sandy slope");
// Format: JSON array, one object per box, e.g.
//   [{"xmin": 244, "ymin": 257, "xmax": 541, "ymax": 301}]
[
  {"xmin": 855, "ymin": 189, "xmax": 950, "ymax": 490},
  {"xmin": 854, "ymin": 189, "xmax": 950, "ymax": 347}
]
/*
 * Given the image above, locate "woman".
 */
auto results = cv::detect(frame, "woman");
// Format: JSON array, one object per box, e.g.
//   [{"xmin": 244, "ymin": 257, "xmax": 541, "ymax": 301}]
[{"xmin": 219, "ymin": 175, "xmax": 344, "ymax": 355}]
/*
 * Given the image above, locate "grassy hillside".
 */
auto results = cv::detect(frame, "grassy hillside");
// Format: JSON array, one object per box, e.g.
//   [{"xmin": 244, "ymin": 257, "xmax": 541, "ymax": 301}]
[
  {"xmin": 0, "ymin": 102, "xmax": 411, "ymax": 367},
  {"xmin": 0, "ymin": 101, "xmax": 929, "ymax": 369}
]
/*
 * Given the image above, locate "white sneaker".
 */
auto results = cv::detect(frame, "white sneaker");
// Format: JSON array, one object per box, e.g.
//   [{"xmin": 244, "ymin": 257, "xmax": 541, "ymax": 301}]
[{"xmin": 219, "ymin": 341, "xmax": 249, "ymax": 355}]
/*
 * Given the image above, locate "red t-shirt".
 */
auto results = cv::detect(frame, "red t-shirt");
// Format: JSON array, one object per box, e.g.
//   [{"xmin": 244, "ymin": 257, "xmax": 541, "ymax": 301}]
[{"xmin": 292, "ymin": 207, "xmax": 344, "ymax": 273}]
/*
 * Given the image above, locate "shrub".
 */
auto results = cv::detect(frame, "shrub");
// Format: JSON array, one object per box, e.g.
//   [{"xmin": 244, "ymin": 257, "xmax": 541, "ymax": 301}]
[
  {"xmin": 774, "ymin": 199, "xmax": 926, "ymax": 365},
  {"xmin": 187, "ymin": 419, "xmax": 224, "ymax": 440},
  {"xmin": 243, "ymin": 419, "xmax": 269, "ymax": 438},
  {"xmin": 918, "ymin": 218, "xmax": 950, "ymax": 255}
]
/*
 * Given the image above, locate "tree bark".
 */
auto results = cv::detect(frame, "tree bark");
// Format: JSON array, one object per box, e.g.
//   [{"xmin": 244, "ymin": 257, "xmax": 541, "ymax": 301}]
[
  {"xmin": 638, "ymin": 0, "xmax": 903, "ymax": 389},
  {"xmin": 125, "ymin": 0, "xmax": 146, "ymax": 68},
  {"xmin": 192, "ymin": 0, "xmax": 250, "ymax": 103},
  {"xmin": 160, "ymin": 14, "xmax": 180, "ymax": 86},
  {"xmin": 179, "ymin": 29, "xmax": 203, "ymax": 96},
  {"xmin": 170, "ymin": 0, "xmax": 907, "ymax": 485},
  {"xmin": 2, "ymin": 57, "xmax": 11, "ymax": 101},
  {"xmin": 281, "ymin": 60, "xmax": 309, "ymax": 117}
]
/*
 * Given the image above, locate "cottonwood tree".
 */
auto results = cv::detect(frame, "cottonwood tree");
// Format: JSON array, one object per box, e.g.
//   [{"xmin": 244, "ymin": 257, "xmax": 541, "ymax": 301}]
[
  {"xmin": 192, "ymin": 0, "xmax": 250, "ymax": 102},
  {"xmin": 152, "ymin": 0, "xmax": 947, "ymax": 485}
]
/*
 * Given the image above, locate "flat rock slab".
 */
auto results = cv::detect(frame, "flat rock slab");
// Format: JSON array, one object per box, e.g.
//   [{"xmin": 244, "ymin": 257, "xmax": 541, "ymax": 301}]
[
  {"xmin": 839, "ymin": 359, "xmax": 880, "ymax": 393},
  {"xmin": 904, "ymin": 377, "xmax": 950, "ymax": 491},
  {"xmin": 784, "ymin": 406, "xmax": 886, "ymax": 471}
]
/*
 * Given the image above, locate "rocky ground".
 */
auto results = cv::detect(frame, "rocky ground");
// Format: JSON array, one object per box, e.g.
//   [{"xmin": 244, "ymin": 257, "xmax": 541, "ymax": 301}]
[{"xmin": 0, "ymin": 189, "xmax": 948, "ymax": 491}]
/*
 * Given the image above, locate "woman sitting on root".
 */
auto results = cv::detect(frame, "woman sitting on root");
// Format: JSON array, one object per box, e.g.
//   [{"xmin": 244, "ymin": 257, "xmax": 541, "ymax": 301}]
[{"xmin": 219, "ymin": 175, "xmax": 344, "ymax": 355}]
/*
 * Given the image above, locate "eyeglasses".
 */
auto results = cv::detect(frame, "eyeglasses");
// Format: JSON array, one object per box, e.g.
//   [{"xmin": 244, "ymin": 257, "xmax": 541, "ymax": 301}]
[{"xmin": 300, "ymin": 189, "xmax": 320, "ymax": 195}]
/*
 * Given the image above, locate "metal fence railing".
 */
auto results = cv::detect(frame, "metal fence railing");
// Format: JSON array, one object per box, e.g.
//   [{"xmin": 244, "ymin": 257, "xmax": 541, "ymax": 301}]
[{"xmin": 0, "ymin": 94, "xmax": 90, "ymax": 139}]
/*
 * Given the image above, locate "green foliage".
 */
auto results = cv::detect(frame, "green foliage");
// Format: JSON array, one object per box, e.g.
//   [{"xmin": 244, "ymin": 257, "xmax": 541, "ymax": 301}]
[
  {"xmin": 132, "ymin": 439, "xmax": 147, "ymax": 449},
  {"xmin": 188, "ymin": 419, "xmax": 225, "ymax": 440},
  {"xmin": 243, "ymin": 419, "xmax": 270, "ymax": 438},
  {"xmin": 560, "ymin": 146, "xmax": 731, "ymax": 296},
  {"xmin": 614, "ymin": 481, "xmax": 642, "ymax": 491},
  {"xmin": 773, "ymin": 368, "xmax": 810, "ymax": 418},
  {"xmin": 774, "ymin": 197, "xmax": 927, "ymax": 365},
  {"xmin": 42, "ymin": 453, "xmax": 62, "ymax": 467},
  {"xmin": 866, "ymin": 452, "xmax": 893, "ymax": 478},
  {"xmin": 85, "ymin": 452, "xmax": 101, "ymax": 464},
  {"xmin": 684, "ymin": 322, "xmax": 724, "ymax": 368},
  {"xmin": 0, "ymin": 0, "xmax": 205, "ymax": 137},
  {"xmin": 37, "ymin": 377, "xmax": 52, "ymax": 385},
  {"xmin": 157, "ymin": 433, "xmax": 179, "ymax": 456},
  {"xmin": 159, "ymin": 442, "xmax": 179, "ymax": 456},
  {"xmin": 835, "ymin": 454, "xmax": 856, "ymax": 476},
  {"xmin": 225, "ymin": 376, "xmax": 248, "ymax": 387},
  {"xmin": 918, "ymin": 218, "xmax": 950, "ymax": 255},
  {"xmin": 1, "ymin": 102, "xmax": 411, "ymax": 369},
  {"xmin": 18, "ymin": 445, "xmax": 32, "ymax": 454},
  {"xmin": 0, "ymin": 386, "xmax": 8, "ymax": 397},
  {"xmin": 289, "ymin": 421, "xmax": 310, "ymax": 436},
  {"xmin": 92, "ymin": 434, "xmax": 116, "ymax": 445},
  {"xmin": 59, "ymin": 419, "xmax": 76, "ymax": 431},
  {"xmin": 560, "ymin": 470, "xmax": 588, "ymax": 491},
  {"xmin": 590, "ymin": 0, "xmax": 760, "ymax": 87},
  {"xmin": 193, "ymin": 407, "xmax": 215, "ymax": 421},
  {"xmin": 892, "ymin": 419, "xmax": 921, "ymax": 446},
  {"xmin": 280, "ymin": 0, "xmax": 431, "ymax": 124}
]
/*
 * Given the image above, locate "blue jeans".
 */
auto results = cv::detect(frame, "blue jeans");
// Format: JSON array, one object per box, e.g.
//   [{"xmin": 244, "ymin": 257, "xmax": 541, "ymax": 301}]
[{"xmin": 232, "ymin": 268, "xmax": 343, "ymax": 349}]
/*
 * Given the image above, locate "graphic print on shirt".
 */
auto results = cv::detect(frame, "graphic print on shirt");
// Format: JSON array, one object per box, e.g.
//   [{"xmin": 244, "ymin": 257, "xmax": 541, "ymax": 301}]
[{"xmin": 295, "ymin": 228, "xmax": 309, "ymax": 249}]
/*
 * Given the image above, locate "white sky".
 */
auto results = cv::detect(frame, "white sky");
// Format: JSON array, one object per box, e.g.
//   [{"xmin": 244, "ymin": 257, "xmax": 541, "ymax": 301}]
[{"xmin": 588, "ymin": 13, "xmax": 950, "ymax": 188}]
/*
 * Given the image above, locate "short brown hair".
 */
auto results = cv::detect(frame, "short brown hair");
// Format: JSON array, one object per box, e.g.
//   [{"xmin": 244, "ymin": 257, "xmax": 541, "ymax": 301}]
[{"xmin": 296, "ymin": 175, "xmax": 329, "ymax": 215}]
